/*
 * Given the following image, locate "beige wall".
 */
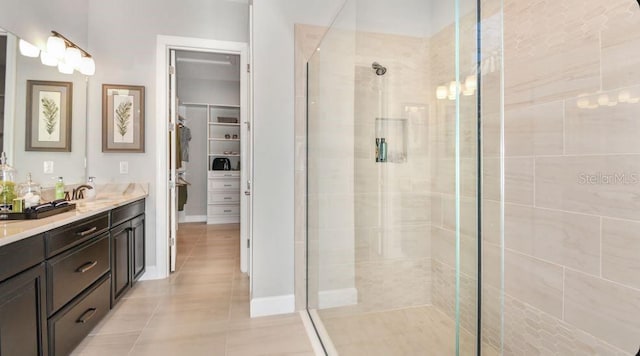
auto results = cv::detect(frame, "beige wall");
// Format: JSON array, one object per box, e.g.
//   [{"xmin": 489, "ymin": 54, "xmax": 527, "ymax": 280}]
[
  {"xmin": 484, "ymin": 0, "xmax": 640, "ymax": 354},
  {"xmin": 352, "ymin": 31, "xmax": 431, "ymax": 311}
]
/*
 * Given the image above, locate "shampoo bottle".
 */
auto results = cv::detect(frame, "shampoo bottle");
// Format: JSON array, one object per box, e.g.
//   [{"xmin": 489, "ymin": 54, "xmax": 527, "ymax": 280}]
[
  {"xmin": 379, "ymin": 138, "xmax": 388, "ymax": 162},
  {"xmin": 55, "ymin": 177, "xmax": 65, "ymax": 200}
]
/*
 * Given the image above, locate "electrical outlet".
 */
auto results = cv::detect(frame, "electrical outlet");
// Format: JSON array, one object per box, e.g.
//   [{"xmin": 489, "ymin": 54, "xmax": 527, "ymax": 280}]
[
  {"xmin": 44, "ymin": 161, "xmax": 54, "ymax": 174},
  {"xmin": 119, "ymin": 161, "xmax": 129, "ymax": 174}
]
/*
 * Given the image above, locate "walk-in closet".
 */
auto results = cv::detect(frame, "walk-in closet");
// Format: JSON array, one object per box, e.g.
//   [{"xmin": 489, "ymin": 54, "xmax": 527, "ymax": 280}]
[{"xmin": 174, "ymin": 50, "xmax": 243, "ymax": 225}]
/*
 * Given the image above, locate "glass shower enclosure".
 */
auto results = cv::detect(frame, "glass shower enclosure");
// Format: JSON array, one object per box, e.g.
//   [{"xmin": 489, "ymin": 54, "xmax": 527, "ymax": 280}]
[{"xmin": 306, "ymin": 0, "xmax": 640, "ymax": 354}]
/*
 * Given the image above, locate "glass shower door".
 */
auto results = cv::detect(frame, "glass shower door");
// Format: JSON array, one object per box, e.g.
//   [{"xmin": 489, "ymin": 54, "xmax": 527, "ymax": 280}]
[{"xmin": 305, "ymin": 0, "xmax": 498, "ymax": 354}]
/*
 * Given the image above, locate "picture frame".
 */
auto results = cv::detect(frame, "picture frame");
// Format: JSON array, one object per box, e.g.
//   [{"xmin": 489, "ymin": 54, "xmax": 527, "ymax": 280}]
[
  {"xmin": 25, "ymin": 80, "xmax": 72, "ymax": 152},
  {"xmin": 102, "ymin": 84, "xmax": 145, "ymax": 153}
]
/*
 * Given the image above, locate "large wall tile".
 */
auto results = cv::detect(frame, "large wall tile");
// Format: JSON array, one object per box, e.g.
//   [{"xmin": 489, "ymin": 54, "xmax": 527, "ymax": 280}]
[
  {"xmin": 363, "ymin": 225, "xmax": 431, "ymax": 261},
  {"xmin": 505, "ymin": 250, "xmax": 563, "ymax": 319},
  {"xmin": 504, "ymin": 101, "xmax": 564, "ymax": 156},
  {"xmin": 564, "ymin": 269, "xmax": 640, "ymax": 354},
  {"xmin": 536, "ymin": 155, "xmax": 640, "ymax": 220},
  {"xmin": 565, "ymin": 92, "xmax": 640, "ymax": 154},
  {"xmin": 504, "ymin": 36, "xmax": 600, "ymax": 108},
  {"xmin": 483, "ymin": 157, "xmax": 533, "ymax": 205},
  {"xmin": 601, "ymin": 13, "xmax": 640, "ymax": 90},
  {"xmin": 505, "ymin": 204, "xmax": 600, "ymax": 275},
  {"xmin": 602, "ymin": 218, "xmax": 640, "ymax": 289},
  {"xmin": 355, "ymin": 258, "xmax": 431, "ymax": 312}
]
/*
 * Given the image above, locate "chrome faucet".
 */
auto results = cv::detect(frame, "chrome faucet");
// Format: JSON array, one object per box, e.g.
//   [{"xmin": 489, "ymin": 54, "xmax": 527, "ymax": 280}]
[{"xmin": 72, "ymin": 185, "xmax": 94, "ymax": 200}]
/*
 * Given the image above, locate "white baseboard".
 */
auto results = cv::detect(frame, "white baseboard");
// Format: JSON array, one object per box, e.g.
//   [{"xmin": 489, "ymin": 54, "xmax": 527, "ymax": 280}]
[
  {"xmin": 250, "ymin": 294, "xmax": 295, "ymax": 317},
  {"xmin": 178, "ymin": 215, "xmax": 207, "ymax": 223},
  {"xmin": 318, "ymin": 287, "xmax": 358, "ymax": 309},
  {"xmin": 138, "ymin": 266, "xmax": 163, "ymax": 281}
]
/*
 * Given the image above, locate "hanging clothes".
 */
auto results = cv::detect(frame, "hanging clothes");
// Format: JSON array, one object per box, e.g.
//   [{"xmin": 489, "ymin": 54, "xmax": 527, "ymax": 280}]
[{"xmin": 180, "ymin": 124, "xmax": 192, "ymax": 162}]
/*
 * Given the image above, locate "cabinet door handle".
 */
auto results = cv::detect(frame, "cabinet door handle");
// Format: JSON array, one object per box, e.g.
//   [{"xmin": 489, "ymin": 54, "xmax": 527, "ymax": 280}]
[
  {"xmin": 76, "ymin": 261, "xmax": 98, "ymax": 273},
  {"xmin": 76, "ymin": 226, "xmax": 98, "ymax": 237},
  {"xmin": 76, "ymin": 308, "xmax": 97, "ymax": 323}
]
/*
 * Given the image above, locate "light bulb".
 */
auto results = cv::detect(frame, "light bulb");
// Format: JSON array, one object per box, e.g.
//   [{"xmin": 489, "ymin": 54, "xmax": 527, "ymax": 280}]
[
  {"xmin": 464, "ymin": 75, "xmax": 477, "ymax": 92},
  {"xmin": 64, "ymin": 47, "xmax": 82, "ymax": 69},
  {"xmin": 449, "ymin": 81, "xmax": 458, "ymax": 96},
  {"xmin": 19, "ymin": 39, "xmax": 40, "ymax": 58},
  {"xmin": 618, "ymin": 91, "xmax": 631, "ymax": 103},
  {"xmin": 40, "ymin": 51, "xmax": 58, "ymax": 66},
  {"xmin": 46, "ymin": 35, "xmax": 66, "ymax": 59},
  {"xmin": 58, "ymin": 60, "xmax": 74, "ymax": 74},
  {"xmin": 597, "ymin": 94, "xmax": 609, "ymax": 106},
  {"xmin": 79, "ymin": 57, "xmax": 95, "ymax": 76},
  {"xmin": 436, "ymin": 86, "xmax": 448, "ymax": 100},
  {"xmin": 576, "ymin": 98, "xmax": 590, "ymax": 109}
]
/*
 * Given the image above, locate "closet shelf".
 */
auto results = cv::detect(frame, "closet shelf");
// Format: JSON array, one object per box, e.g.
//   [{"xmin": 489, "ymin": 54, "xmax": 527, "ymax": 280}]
[
  {"xmin": 209, "ymin": 122, "xmax": 240, "ymax": 127},
  {"xmin": 181, "ymin": 102, "xmax": 240, "ymax": 108},
  {"xmin": 209, "ymin": 138, "xmax": 241, "ymax": 142},
  {"xmin": 209, "ymin": 153, "xmax": 240, "ymax": 157}
]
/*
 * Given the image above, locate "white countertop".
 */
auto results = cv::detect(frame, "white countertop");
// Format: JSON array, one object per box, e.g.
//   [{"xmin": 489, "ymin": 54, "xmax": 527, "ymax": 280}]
[{"xmin": 0, "ymin": 183, "xmax": 149, "ymax": 248}]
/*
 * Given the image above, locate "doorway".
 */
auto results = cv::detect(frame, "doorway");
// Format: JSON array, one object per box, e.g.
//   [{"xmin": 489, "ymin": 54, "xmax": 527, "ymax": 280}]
[{"xmin": 155, "ymin": 36, "xmax": 251, "ymax": 286}]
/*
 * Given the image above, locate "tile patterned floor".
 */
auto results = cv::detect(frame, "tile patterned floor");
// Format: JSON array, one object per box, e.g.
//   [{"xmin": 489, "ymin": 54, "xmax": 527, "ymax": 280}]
[
  {"xmin": 72, "ymin": 223, "xmax": 315, "ymax": 356},
  {"xmin": 317, "ymin": 305, "xmax": 499, "ymax": 356}
]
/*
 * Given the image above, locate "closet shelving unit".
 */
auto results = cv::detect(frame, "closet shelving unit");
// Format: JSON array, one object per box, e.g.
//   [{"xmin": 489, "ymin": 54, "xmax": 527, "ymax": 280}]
[{"xmin": 182, "ymin": 102, "xmax": 242, "ymax": 224}]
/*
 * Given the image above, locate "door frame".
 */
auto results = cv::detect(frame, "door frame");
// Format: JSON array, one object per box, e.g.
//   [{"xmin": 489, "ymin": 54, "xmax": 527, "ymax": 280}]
[{"xmin": 155, "ymin": 35, "xmax": 251, "ymax": 279}]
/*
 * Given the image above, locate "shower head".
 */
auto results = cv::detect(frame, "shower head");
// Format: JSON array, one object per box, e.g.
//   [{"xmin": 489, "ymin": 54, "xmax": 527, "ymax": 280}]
[{"xmin": 372, "ymin": 62, "xmax": 387, "ymax": 76}]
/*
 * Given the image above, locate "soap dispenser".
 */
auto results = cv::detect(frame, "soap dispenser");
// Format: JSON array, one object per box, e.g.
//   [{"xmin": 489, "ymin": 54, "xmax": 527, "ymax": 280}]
[
  {"xmin": 86, "ymin": 177, "xmax": 97, "ymax": 200},
  {"xmin": 55, "ymin": 177, "xmax": 65, "ymax": 200}
]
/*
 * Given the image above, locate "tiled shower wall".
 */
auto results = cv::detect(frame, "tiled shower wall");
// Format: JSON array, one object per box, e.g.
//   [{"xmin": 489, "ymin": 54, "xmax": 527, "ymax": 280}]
[
  {"xmin": 486, "ymin": 0, "xmax": 640, "ymax": 354},
  {"xmin": 352, "ymin": 32, "xmax": 432, "ymax": 312},
  {"xmin": 431, "ymin": 0, "xmax": 640, "ymax": 354}
]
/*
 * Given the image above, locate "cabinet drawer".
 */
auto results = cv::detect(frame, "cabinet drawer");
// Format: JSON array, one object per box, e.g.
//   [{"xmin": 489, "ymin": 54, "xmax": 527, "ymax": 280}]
[
  {"xmin": 48, "ymin": 275, "xmax": 110, "ymax": 356},
  {"xmin": 208, "ymin": 192, "xmax": 240, "ymax": 204},
  {"xmin": 208, "ymin": 179, "xmax": 240, "ymax": 191},
  {"xmin": 47, "ymin": 233, "xmax": 109, "ymax": 315},
  {"xmin": 208, "ymin": 204, "xmax": 240, "ymax": 216},
  {"xmin": 111, "ymin": 199, "xmax": 145, "ymax": 227},
  {"xmin": 0, "ymin": 234, "xmax": 44, "ymax": 283},
  {"xmin": 208, "ymin": 171, "xmax": 240, "ymax": 178},
  {"xmin": 46, "ymin": 213, "xmax": 109, "ymax": 258}
]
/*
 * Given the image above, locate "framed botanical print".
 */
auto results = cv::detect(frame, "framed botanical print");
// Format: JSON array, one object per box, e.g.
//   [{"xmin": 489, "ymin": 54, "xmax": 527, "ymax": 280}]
[
  {"xmin": 102, "ymin": 84, "xmax": 145, "ymax": 153},
  {"xmin": 26, "ymin": 80, "xmax": 72, "ymax": 152}
]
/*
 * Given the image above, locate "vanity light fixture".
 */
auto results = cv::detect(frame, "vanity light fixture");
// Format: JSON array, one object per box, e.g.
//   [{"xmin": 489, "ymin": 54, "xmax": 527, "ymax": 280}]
[
  {"xmin": 18, "ymin": 39, "xmax": 40, "ymax": 58},
  {"xmin": 44, "ymin": 31, "xmax": 95, "ymax": 76}
]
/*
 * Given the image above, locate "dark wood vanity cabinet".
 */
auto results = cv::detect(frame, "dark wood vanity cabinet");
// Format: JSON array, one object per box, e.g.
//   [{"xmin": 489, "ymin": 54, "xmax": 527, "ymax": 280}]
[
  {"xmin": 110, "ymin": 199, "xmax": 146, "ymax": 307},
  {"xmin": 0, "ymin": 197, "xmax": 146, "ymax": 356},
  {"xmin": 0, "ymin": 234, "xmax": 47, "ymax": 356},
  {"xmin": 0, "ymin": 264, "xmax": 48, "ymax": 356}
]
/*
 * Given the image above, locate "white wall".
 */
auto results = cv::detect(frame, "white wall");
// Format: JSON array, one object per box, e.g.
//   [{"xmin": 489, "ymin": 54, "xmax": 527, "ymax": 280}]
[
  {"xmin": 86, "ymin": 0, "xmax": 248, "ymax": 270},
  {"xmin": 251, "ymin": 0, "xmax": 344, "ymax": 305}
]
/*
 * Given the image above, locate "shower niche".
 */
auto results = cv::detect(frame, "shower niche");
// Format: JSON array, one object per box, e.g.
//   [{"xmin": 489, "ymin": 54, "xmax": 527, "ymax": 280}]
[{"xmin": 375, "ymin": 117, "xmax": 408, "ymax": 163}]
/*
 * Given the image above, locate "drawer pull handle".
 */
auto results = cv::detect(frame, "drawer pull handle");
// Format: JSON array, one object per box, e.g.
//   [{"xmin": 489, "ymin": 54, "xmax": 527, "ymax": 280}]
[
  {"xmin": 224, "ymin": 210, "xmax": 232, "ymax": 213},
  {"xmin": 76, "ymin": 261, "xmax": 98, "ymax": 273},
  {"xmin": 77, "ymin": 308, "xmax": 97, "ymax": 324},
  {"xmin": 76, "ymin": 226, "xmax": 98, "ymax": 237},
  {"xmin": 224, "ymin": 197, "xmax": 232, "ymax": 200},
  {"xmin": 224, "ymin": 184, "xmax": 232, "ymax": 187}
]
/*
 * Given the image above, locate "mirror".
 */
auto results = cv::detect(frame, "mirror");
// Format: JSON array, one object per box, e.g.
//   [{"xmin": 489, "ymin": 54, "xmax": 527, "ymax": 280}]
[{"xmin": 2, "ymin": 30, "xmax": 87, "ymax": 186}]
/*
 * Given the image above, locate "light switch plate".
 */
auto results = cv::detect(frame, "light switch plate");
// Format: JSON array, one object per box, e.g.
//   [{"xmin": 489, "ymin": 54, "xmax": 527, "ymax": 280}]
[
  {"xmin": 44, "ymin": 161, "xmax": 54, "ymax": 174},
  {"xmin": 119, "ymin": 161, "xmax": 128, "ymax": 174}
]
